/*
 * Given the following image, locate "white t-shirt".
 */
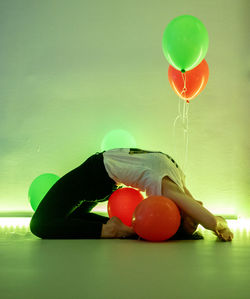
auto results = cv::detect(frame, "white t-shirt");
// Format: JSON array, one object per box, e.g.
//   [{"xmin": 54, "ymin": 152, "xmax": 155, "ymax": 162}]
[{"xmin": 103, "ymin": 148, "xmax": 186, "ymax": 197}]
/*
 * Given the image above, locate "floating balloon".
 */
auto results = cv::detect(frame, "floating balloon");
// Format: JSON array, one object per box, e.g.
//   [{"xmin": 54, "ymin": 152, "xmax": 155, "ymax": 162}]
[
  {"xmin": 162, "ymin": 15, "xmax": 209, "ymax": 72},
  {"xmin": 108, "ymin": 187, "xmax": 144, "ymax": 226},
  {"xmin": 132, "ymin": 196, "xmax": 181, "ymax": 242},
  {"xmin": 28, "ymin": 173, "xmax": 60, "ymax": 211},
  {"xmin": 168, "ymin": 59, "xmax": 209, "ymax": 101}
]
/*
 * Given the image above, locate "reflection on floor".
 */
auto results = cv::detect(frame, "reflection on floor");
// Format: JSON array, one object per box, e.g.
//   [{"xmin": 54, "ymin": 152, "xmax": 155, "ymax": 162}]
[{"xmin": 0, "ymin": 218, "xmax": 249, "ymax": 299}]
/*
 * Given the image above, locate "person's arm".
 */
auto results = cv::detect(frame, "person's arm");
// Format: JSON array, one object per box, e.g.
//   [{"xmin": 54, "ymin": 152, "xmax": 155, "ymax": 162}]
[
  {"xmin": 162, "ymin": 179, "xmax": 233, "ymax": 241},
  {"xmin": 183, "ymin": 184, "xmax": 233, "ymax": 240},
  {"xmin": 162, "ymin": 179, "xmax": 217, "ymax": 231},
  {"xmin": 183, "ymin": 185, "xmax": 233, "ymax": 238},
  {"xmin": 183, "ymin": 185, "xmax": 202, "ymax": 205}
]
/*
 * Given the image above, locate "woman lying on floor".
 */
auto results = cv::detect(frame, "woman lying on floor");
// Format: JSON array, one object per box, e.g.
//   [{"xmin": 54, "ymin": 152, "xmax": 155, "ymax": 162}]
[{"xmin": 30, "ymin": 148, "xmax": 233, "ymax": 242}]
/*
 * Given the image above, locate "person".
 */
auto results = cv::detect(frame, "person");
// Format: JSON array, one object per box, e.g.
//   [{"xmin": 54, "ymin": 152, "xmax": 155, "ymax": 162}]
[{"xmin": 30, "ymin": 148, "xmax": 233, "ymax": 241}]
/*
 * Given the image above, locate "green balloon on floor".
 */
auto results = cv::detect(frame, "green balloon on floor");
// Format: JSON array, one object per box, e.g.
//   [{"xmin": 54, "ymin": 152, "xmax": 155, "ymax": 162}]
[{"xmin": 28, "ymin": 173, "xmax": 60, "ymax": 211}]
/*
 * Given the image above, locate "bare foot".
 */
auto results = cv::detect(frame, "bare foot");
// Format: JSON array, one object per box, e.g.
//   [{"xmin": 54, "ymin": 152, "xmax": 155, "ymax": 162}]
[{"xmin": 107, "ymin": 216, "xmax": 137, "ymax": 239}]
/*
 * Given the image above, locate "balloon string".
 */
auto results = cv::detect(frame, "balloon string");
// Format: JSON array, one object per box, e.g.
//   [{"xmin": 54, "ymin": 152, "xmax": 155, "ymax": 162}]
[
  {"xmin": 183, "ymin": 101, "xmax": 189, "ymax": 173},
  {"xmin": 172, "ymin": 97, "xmax": 182, "ymax": 157},
  {"xmin": 172, "ymin": 94, "xmax": 190, "ymax": 174},
  {"xmin": 172, "ymin": 71, "xmax": 190, "ymax": 174},
  {"xmin": 181, "ymin": 72, "xmax": 189, "ymax": 172},
  {"xmin": 181, "ymin": 72, "xmax": 189, "ymax": 104},
  {"xmin": 181, "ymin": 72, "xmax": 187, "ymax": 95}
]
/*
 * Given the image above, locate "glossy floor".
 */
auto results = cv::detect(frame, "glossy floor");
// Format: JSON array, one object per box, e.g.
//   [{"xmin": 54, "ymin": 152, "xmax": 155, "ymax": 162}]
[{"xmin": 0, "ymin": 219, "xmax": 249, "ymax": 299}]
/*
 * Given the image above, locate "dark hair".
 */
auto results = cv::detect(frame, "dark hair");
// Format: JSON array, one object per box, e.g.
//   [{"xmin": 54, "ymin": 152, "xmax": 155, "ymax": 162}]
[{"xmin": 170, "ymin": 223, "xmax": 204, "ymax": 240}]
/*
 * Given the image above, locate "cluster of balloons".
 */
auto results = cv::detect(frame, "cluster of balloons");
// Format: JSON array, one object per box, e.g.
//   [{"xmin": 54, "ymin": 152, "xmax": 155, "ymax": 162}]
[
  {"xmin": 108, "ymin": 187, "xmax": 181, "ymax": 242},
  {"xmin": 162, "ymin": 15, "xmax": 210, "ymax": 102}
]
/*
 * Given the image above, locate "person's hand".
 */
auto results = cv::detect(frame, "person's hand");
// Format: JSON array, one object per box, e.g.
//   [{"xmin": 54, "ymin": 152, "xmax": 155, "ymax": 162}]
[
  {"xmin": 213, "ymin": 216, "xmax": 234, "ymax": 241},
  {"xmin": 214, "ymin": 227, "xmax": 234, "ymax": 241}
]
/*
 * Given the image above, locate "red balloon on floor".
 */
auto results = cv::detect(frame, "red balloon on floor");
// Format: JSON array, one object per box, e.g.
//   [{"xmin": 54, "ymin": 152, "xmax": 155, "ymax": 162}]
[
  {"xmin": 108, "ymin": 187, "xmax": 144, "ymax": 226},
  {"xmin": 132, "ymin": 196, "xmax": 181, "ymax": 242}
]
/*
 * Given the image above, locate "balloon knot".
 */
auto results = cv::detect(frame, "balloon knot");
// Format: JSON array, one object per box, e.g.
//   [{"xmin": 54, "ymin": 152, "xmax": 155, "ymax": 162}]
[
  {"xmin": 187, "ymin": 100, "xmax": 189, "ymax": 104},
  {"xmin": 181, "ymin": 69, "xmax": 185, "ymax": 73}
]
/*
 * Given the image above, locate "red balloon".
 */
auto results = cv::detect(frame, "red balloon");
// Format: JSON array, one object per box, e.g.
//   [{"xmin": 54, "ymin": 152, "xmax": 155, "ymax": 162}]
[
  {"xmin": 108, "ymin": 188, "xmax": 144, "ymax": 226},
  {"xmin": 168, "ymin": 59, "xmax": 209, "ymax": 101},
  {"xmin": 132, "ymin": 196, "xmax": 181, "ymax": 242}
]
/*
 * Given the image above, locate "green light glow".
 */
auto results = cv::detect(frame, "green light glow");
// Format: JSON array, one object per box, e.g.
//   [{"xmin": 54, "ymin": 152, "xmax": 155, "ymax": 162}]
[
  {"xmin": 101, "ymin": 129, "xmax": 137, "ymax": 151},
  {"xmin": 0, "ymin": 218, "xmax": 250, "ymax": 232},
  {"xmin": 0, "ymin": 217, "xmax": 31, "ymax": 228}
]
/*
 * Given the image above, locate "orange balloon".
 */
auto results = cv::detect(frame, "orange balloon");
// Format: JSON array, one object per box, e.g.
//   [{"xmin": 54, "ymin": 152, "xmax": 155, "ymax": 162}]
[
  {"xmin": 132, "ymin": 196, "xmax": 181, "ymax": 242},
  {"xmin": 108, "ymin": 188, "xmax": 144, "ymax": 226},
  {"xmin": 168, "ymin": 59, "xmax": 209, "ymax": 101}
]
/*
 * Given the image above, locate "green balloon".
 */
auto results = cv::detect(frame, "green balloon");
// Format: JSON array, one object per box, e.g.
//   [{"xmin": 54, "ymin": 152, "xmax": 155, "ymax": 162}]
[
  {"xmin": 162, "ymin": 15, "xmax": 209, "ymax": 72},
  {"xmin": 28, "ymin": 173, "xmax": 60, "ymax": 211}
]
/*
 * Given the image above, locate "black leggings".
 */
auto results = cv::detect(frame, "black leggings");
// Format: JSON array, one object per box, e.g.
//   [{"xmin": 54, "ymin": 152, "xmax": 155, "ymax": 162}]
[{"xmin": 30, "ymin": 151, "xmax": 119, "ymax": 239}]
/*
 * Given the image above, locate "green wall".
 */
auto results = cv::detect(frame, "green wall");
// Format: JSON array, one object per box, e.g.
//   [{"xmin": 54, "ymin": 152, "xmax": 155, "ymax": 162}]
[{"xmin": 0, "ymin": 0, "xmax": 249, "ymax": 217}]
